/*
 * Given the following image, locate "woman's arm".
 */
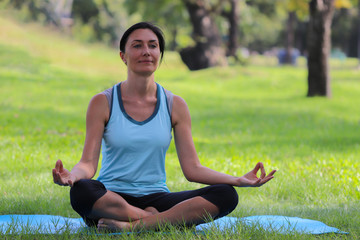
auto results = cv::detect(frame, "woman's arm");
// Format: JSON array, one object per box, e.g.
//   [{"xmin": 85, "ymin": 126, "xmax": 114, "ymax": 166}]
[
  {"xmin": 52, "ymin": 93, "xmax": 109, "ymax": 187},
  {"xmin": 171, "ymin": 95, "xmax": 276, "ymax": 187}
]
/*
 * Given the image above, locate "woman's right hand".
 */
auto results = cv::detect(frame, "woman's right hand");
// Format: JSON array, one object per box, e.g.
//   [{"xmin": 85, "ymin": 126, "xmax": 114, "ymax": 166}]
[{"xmin": 52, "ymin": 159, "xmax": 76, "ymax": 187}]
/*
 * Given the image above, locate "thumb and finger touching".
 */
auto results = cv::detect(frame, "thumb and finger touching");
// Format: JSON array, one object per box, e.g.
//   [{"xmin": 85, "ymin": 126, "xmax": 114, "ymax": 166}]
[{"xmin": 248, "ymin": 162, "xmax": 277, "ymax": 187}]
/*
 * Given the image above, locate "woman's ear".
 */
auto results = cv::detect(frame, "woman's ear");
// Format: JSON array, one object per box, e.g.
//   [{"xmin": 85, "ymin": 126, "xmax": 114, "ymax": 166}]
[{"xmin": 120, "ymin": 51, "xmax": 127, "ymax": 65}]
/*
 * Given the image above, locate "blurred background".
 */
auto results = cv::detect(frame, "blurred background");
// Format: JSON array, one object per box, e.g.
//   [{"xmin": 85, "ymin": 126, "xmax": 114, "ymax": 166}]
[
  {"xmin": 0, "ymin": 1, "xmax": 358, "ymax": 62},
  {"xmin": 0, "ymin": 0, "xmax": 359, "ymax": 97}
]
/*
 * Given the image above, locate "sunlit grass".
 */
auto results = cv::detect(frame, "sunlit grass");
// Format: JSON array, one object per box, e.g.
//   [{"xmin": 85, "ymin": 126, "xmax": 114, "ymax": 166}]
[{"xmin": 0, "ymin": 15, "xmax": 359, "ymax": 239}]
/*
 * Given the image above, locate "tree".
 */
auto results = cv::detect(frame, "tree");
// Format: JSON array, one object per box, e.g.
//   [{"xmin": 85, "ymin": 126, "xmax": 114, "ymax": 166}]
[
  {"xmin": 307, "ymin": 0, "xmax": 335, "ymax": 97},
  {"xmin": 280, "ymin": 1, "xmax": 308, "ymax": 64},
  {"xmin": 123, "ymin": 0, "xmax": 187, "ymax": 51},
  {"xmin": 234, "ymin": 1, "xmax": 283, "ymax": 54},
  {"xmin": 124, "ymin": 0, "xmax": 240, "ymax": 70},
  {"xmin": 2, "ymin": 0, "xmax": 124, "ymax": 45},
  {"xmin": 71, "ymin": 0, "xmax": 124, "ymax": 45},
  {"xmin": 3, "ymin": 0, "xmax": 69, "ymax": 27},
  {"xmin": 221, "ymin": 0, "xmax": 240, "ymax": 59},
  {"xmin": 179, "ymin": 0, "xmax": 228, "ymax": 70},
  {"xmin": 284, "ymin": 11, "xmax": 296, "ymax": 63}
]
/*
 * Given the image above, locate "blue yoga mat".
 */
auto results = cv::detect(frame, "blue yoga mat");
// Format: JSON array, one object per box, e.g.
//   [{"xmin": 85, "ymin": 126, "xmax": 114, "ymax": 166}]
[
  {"xmin": 0, "ymin": 214, "xmax": 348, "ymax": 235},
  {"xmin": 0, "ymin": 215, "xmax": 85, "ymax": 234},
  {"xmin": 196, "ymin": 215, "xmax": 348, "ymax": 235}
]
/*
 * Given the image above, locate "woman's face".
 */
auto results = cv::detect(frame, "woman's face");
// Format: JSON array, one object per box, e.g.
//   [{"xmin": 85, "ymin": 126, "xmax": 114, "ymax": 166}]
[{"xmin": 121, "ymin": 28, "xmax": 161, "ymax": 76}]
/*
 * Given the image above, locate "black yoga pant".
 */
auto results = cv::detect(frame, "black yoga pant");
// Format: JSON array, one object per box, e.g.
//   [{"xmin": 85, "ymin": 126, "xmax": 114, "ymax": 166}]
[{"xmin": 70, "ymin": 179, "xmax": 238, "ymax": 226}]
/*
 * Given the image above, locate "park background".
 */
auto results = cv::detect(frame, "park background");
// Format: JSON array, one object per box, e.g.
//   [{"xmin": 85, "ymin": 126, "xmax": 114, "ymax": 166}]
[{"xmin": 0, "ymin": 0, "xmax": 359, "ymax": 239}]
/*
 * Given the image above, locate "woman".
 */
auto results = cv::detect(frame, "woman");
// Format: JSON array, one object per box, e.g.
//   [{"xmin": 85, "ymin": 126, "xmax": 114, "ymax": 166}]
[{"xmin": 52, "ymin": 22, "xmax": 276, "ymax": 231}]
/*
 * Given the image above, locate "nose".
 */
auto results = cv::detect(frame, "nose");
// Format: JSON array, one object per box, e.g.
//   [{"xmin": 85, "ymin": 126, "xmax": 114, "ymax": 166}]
[{"xmin": 142, "ymin": 46, "xmax": 150, "ymax": 56}]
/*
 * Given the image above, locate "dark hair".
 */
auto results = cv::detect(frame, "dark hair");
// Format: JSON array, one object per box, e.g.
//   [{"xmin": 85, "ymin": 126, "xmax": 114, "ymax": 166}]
[{"xmin": 119, "ymin": 22, "xmax": 165, "ymax": 63}]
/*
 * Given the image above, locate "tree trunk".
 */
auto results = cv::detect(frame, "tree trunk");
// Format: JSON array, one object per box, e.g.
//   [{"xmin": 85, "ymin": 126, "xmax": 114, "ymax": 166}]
[
  {"xmin": 223, "ymin": 0, "xmax": 239, "ymax": 59},
  {"xmin": 307, "ymin": 0, "xmax": 335, "ymax": 97},
  {"xmin": 180, "ymin": 0, "xmax": 227, "ymax": 70},
  {"xmin": 285, "ymin": 11, "xmax": 296, "ymax": 64},
  {"xmin": 169, "ymin": 28, "xmax": 178, "ymax": 51}
]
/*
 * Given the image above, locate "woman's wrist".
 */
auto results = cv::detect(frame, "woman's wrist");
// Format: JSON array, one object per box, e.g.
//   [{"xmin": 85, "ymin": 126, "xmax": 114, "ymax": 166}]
[{"xmin": 234, "ymin": 176, "xmax": 249, "ymax": 187}]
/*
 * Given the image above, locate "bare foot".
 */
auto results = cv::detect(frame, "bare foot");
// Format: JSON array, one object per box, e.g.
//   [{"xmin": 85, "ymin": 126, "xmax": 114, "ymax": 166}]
[
  {"xmin": 144, "ymin": 206, "xmax": 159, "ymax": 215},
  {"xmin": 97, "ymin": 207, "xmax": 158, "ymax": 232},
  {"xmin": 97, "ymin": 218, "xmax": 132, "ymax": 232}
]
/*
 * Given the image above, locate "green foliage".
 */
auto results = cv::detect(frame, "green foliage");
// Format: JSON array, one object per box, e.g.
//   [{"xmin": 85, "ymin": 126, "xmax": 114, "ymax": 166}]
[
  {"xmin": 332, "ymin": 8, "xmax": 358, "ymax": 57},
  {"xmin": 0, "ymin": 0, "xmax": 127, "ymax": 45},
  {"xmin": 239, "ymin": 2, "xmax": 285, "ymax": 52},
  {"xmin": 123, "ymin": 0, "xmax": 191, "ymax": 50},
  {"xmin": 71, "ymin": 0, "xmax": 126, "ymax": 45},
  {"xmin": 1, "ymin": 15, "xmax": 360, "ymax": 239},
  {"xmin": 1, "ymin": 0, "xmax": 359, "ymax": 56},
  {"xmin": 335, "ymin": 0, "xmax": 353, "ymax": 8}
]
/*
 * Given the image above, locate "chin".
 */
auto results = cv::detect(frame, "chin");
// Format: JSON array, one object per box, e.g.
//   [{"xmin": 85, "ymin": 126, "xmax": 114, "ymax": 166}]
[
  {"xmin": 134, "ymin": 69, "xmax": 155, "ymax": 76},
  {"xmin": 137, "ymin": 67, "xmax": 157, "ymax": 73}
]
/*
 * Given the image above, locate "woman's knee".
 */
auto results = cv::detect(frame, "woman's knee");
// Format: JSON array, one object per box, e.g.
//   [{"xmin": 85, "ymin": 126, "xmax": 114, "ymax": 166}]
[
  {"xmin": 208, "ymin": 184, "xmax": 238, "ymax": 218},
  {"xmin": 220, "ymin": 184, "xmax": 238, "ymax": 207},
  {"xmin": 70, "ymin": 179, "xmax": 107, "ymax": 218}
]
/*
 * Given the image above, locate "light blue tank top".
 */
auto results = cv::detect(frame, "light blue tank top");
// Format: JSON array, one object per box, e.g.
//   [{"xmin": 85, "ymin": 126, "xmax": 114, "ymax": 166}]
[{"xmin": 97, "ymin": 82, "xmax": 172, "ymax": 197}]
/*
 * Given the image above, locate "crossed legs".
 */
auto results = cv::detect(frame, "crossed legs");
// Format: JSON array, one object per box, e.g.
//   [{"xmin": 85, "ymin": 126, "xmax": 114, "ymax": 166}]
[
  {"xmin": 70, "ymin": 179, "xmax": 238, "ymax": 231},
  {"xmin": 93, "ymin": 192, "xmax": 219, "ymax": 231},
  {"xmin": 87, "ymin": 190, "xmax": 157, "ymax": 222}
]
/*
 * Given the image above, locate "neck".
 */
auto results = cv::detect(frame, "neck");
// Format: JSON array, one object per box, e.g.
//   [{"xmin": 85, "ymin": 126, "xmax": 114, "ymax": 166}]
[{"xmin": 122, "ymin": 72, "xmax": 156, "ymax": 98}]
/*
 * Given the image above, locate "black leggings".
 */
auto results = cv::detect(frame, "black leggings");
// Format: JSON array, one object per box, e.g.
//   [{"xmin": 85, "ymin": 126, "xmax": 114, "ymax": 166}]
[{"xmin": 70, "ymin": 179, "xmax": 238, "ymax": 227}]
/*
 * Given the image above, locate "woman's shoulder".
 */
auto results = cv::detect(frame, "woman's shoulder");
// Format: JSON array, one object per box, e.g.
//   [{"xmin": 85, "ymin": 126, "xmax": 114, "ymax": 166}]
[
  {"xmin": 101, "ymin": 87, "xmax": 113, "ymax": 106},
  {"xmin": 171, "ymin": 94, "xmax": 191, "ymax": 127},
  {"xmin": 173, "ymin": 94, "xmax": 187, "ymax": 107},
  {"xmin": 85, "ymin": 93, "xmax": 110, "ymax": 123},
  {"xmin": 88, "ymin": 92, "xmax": 109, "ymax": 113},
  {"xmin": 91, "ymin": 92, "xmax": 109, "ymax": 104}
]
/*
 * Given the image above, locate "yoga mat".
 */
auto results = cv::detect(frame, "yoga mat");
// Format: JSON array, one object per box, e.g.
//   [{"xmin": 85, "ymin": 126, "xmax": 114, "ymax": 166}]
[
  {"xmin": 196, "ymin": 215, "xmax": 349, "ymax": 235},
  {"xmin": 0, "ymin": 215, "xmax": 85, "ymax": 234},
  {"xmin": 0, "ymin": 214, "xmax": 348, "ymax": 235}
]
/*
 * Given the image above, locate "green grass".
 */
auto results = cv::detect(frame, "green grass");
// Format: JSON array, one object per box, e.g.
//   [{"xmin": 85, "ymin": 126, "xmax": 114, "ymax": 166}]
[{"xmin": 1, "ymin": 14, "xmax": 360, "ymax": 239}]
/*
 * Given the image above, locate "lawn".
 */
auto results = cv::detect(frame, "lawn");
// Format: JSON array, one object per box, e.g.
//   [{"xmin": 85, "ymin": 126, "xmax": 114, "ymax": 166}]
[{"xmin": 0, "ymin": 14, "xmax": 359, "ymax": 239}]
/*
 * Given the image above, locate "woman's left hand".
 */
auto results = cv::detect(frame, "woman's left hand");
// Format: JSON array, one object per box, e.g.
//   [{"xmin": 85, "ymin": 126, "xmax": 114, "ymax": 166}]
[{"xmin": 236, "ymin": 162, "xmax": 276, "ymax": 187}]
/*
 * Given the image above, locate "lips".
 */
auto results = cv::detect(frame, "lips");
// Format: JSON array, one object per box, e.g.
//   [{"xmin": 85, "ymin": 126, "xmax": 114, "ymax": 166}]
[{"xmin": 139, "ymin": 59, "xmax": 153, "ymax": 63}]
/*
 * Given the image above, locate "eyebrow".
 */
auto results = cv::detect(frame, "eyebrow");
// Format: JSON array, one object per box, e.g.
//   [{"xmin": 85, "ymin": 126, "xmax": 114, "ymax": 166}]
[{"xmin": 131, "ymin": 39, "xmax": 158, "ymax": 43}]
